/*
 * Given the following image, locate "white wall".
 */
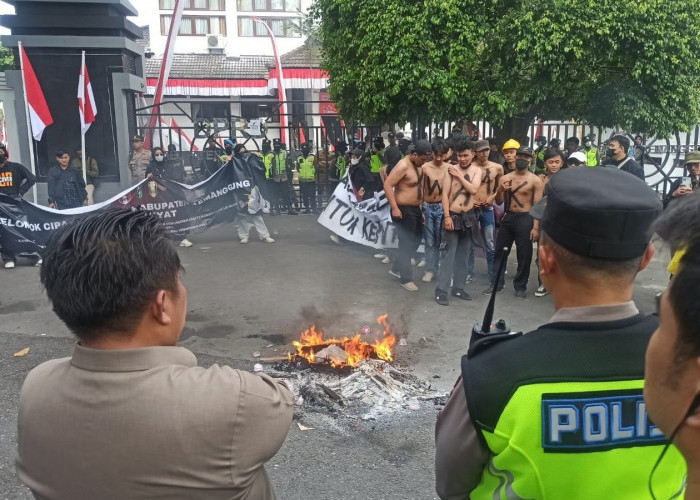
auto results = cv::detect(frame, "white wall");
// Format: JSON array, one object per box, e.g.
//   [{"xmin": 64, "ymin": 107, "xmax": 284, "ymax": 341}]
[{"xmin": 137, "ymin": 0, "xmax": 312, "ymax": 57}]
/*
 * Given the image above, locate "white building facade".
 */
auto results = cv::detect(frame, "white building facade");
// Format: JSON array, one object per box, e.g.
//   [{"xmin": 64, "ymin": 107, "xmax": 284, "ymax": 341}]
[{"xmin": 144, "ymin": 0, "xmax": 312, "ymax": 58}]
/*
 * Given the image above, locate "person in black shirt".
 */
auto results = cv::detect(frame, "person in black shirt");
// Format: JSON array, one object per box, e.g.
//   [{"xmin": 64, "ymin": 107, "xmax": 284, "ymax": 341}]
[
  {"xmin": 146, "ymin": 147, "xmax": 186, "ymax": 183},
  {"xmin": 47, "ymin": 149, "xmax": 87, "ymax": 210},
  {"xmin": 603, "ymin": 134, "xmax": 645, "ymax": 180},
  {"xmin": 348, "ymin": 148, "xmax": 374, "ymax": 201},
  {"xmin": 0, "ymin": 144, "xmax": 37, "ymax": 268}
]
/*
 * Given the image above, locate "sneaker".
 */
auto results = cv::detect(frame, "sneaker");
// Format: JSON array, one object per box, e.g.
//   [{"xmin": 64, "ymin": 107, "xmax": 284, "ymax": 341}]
[
  {"xmin": 179, "ymin": 238, "xmax": 193, "ymax": 247},
  {"xmin": 535, "ymin": 286, "xmax": 548, "ymax": 297},
  {"xmin": 435, "ymin": 290, "xmax": 449, "ymax": 306},
  {"xmin": 515, "ymin": 289, "xmax": 527, "ymax": 299},
  {"xmin": 381, "ymin": 257, "xmax": 391, "ymax": 264},
  {"xmin": 401, "ymin": 282, "xmax": 419, "ymax": 292},
  {"xmin": 417, "ymin": 259, "xmax": 426, "ymax": 268},
  {"xmin": 4, "ymin": 261, "xmax": 15, "ymax": 269},
  {"xmin": 374, "ymin": 253, "xmax": 388, "ymax": 259},
  {"xmin": 465, "ymin": 274, "xmax": 475, "ymax": 283},
  {"xmin": 240, "ymin": 237, "xmax": 249, "ymax": 244},
  {"xmin": 421, "ymin": 271, "xmax": 434, "ymax": 282},
  {"xmin": 288, "ymin": 210, "xmax": 298, "ymax": 215},
  {"xmin": 388, "ymin": 269, "xmax": 401, "ymax": 279},
  {"xmin": 330, "ymin": 235, "xmax": 341, "ymax": 244},
  {"xmin": 34, "ymin": 259, "xmax": 42, "ymax": 267},
  {"xmin": 411, "ymin": 258, "xmax": 417, "ymax": 266},
  {"xmin": 451, "ymin": 288, "xmax": 472, "ymax": 301},
  {"xmin": 263, "ymin": 236, "xmax": 276, "ymax": 243},
  {"xmin": 482, "ymin": 284, "xmax": 504, "ymax": 295}
]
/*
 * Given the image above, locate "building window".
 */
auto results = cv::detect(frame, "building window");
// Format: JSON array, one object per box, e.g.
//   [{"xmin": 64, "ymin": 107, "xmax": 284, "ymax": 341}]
[
  {"xmin": 240, "ymin": 100, "xmax": 280, "ymax": 122},
  {"xmin": 161, "ymin": 15, "xmax": 227, "ymax": 35},
  {"xmin": 238, "ymin": 17, "xmax": 301, "ymax": 37},
  {"xmin": 237, "ymin": 0, "xmax": 300, "ymax": 12},
  {"xmin": 192, "ymin": 102, "xmax": 231, "ymax": 120},
  {"xmin": 160, "ymin": 0, "xmax": 225, "ymax": 10}
]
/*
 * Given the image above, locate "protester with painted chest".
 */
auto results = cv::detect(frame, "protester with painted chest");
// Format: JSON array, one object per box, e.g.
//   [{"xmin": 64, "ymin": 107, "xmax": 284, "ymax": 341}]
[
  {"xmin": 490, "ymin": 154, "xmax": 544, "ymax": 298},
  {"xmin": 435, "ymin": 140, "xmax": 482, "ymax": 305},
  {"xmin": 383, "ymin": 139, "xmax": 431, "ymax": 292},
  {"xmin": 469, "ymin": 139, "xmax": 504, "ymax": 287},
  {"xmin": 420, "ymin": 138, "xmax": 451, "ymax": 284},
  {"xmin": 435, "ymin": 167, "xmax": 685, "ymax": 500}
]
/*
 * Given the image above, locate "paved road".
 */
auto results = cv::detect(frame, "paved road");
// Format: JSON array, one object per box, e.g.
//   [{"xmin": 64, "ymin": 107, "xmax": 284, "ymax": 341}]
[{"xmin": 0, "ymin": 215, "xmax": 669, "ymax": 499}]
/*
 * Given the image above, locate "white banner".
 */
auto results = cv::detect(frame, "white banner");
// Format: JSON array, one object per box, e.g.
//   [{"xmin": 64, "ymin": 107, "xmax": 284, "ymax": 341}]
[{"xmin": 317, "ymin": 177, "xmax": 398, "ymax": 249}]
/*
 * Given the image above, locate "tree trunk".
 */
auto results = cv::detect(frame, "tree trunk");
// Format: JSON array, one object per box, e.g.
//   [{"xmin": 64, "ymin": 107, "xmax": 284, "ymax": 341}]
[{"xmin": 493, "ymin": 113, "xmax": 536, "ymax": 147}]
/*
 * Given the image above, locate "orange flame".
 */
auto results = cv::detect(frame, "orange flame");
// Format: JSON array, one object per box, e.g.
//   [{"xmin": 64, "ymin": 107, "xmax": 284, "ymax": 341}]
[{"xmin": 290, "ymin": 314, "xmax": 396, "ymax": 367}]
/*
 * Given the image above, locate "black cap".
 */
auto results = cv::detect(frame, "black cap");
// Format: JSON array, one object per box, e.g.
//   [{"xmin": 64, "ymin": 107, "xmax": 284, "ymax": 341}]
[
  {"xmin": 517, "ymin": 146, "xmax": 534, "ymax": 155},
  {"xmin": 532, "ymin": 168, "xmax": 661, "ymax": 260},
  {"xmin": 351, "ymin": 148, "xmax": 365, "ymax": 156},
  {"xmin": 413, "ymin": 139, "xmax": 432, "ymax": 155},
  {"xmin": 273, "ymin": 138, "xmax": 281, "ymax": 145},
  {"xmin": 233, "ymin": 144, "xmax": 245, "ymax": 155}
]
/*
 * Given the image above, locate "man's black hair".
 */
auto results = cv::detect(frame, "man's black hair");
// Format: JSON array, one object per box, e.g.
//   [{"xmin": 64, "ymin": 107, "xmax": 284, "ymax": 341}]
[
  {"xmin": 431, "ymin": 137, "xmax": 450, "ymax": 155},
  {"xmin": 565, "ymin": 136, "xmax": 580, "ymax": 146},
  {"xmin": 611, "ymin": 134, "xmax": 631, "ymax": 153},
  {"xmin": 55, "ymin": 149, "xmax": 68, "ymax": 158},
  {"xmin": 0, "ymin": 144, "xmax": 8, "ymax": 155},
  {"xmin": 543, "ymin": 148, "xmax": 565, "ymax": 162},
  {"xmin": 40, "ymin": 208, "xmax": 182, "ymax": 340},
  {"xmin": 652, "ymin": 194, "xmax": 700, "ymax": 362},
  {"xmin": 454, "ymin": 139, "xmax": 474, "ymax": 153}
]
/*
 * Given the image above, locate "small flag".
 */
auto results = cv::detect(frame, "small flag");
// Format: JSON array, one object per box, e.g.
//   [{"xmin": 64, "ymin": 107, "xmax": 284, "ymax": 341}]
[
  {"xmin": 19, "ymin": 45, "xmax": 53, "ymax": 141},
  {"xmin": 78, "ymin": 53, "xmax": 97, "ymax": 134}
]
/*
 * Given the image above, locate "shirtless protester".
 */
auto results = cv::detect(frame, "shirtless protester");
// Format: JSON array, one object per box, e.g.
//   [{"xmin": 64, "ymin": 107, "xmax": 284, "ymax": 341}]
[
  {"xmin": 421, "ymin": 138, "xmax": 451, "ymax": 283},
  {"xmin": 501, "ymin": 139, "xmax": 520, "ymax": 174},
  {"xmin": 384, "ymin": 139, "xmax": 432, "ymax": 291},
  {"xmin": 487, "ymin": 158, "xmax": 544, "ymax": 298},
  {"xmin": 435, "ymin": 140, "xmax": 482, "ymax": 305},
  {"xmin": 467, "ymin": 140, "xmax": 503, "ymax": 284}
]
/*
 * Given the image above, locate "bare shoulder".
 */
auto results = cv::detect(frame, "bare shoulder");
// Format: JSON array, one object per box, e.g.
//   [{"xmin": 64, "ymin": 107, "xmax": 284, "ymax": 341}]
[
  {"xmin": 490, "ymin": 162, "xmax": 504, "ymax": 175},
  {"xmin": 528, "ymin": 171, "xmax": 544, "ymax": 185}
]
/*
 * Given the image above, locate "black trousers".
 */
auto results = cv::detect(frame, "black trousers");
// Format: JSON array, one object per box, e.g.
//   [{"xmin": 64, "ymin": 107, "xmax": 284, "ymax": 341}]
[
  {"xmin": 299, "ymin": 181, "xmax": 317, "ymax": 211},
  {"xmin": 271, "ymin": 181, "xmax": 291, "ymax": 212},
  {"xmin": 392, "ymin": 204, "xmax": 423, "ymax": 284},
  {"xmin": 494, "ymin": 212, "xmax": 534, "ymax": 291}
]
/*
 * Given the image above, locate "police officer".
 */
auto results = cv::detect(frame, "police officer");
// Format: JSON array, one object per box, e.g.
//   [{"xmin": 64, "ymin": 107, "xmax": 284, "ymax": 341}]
[
  {"xmin": 370, "ymin": 136, "xmax": 386, "ymax": 190},
  {"xmin": 297, "ymin": 142, "xmax": 316, "ymax": 213},
  {"xmin": 435, "ymin": 167, "xmax": 685, "ymax": 499},
  {"xmin": 261, "ymin": 139, "xmax": 273, "ymax": 180},
  {"xmin": 269, "ymin": 139, "xmax": 297, "ymax": 215}
]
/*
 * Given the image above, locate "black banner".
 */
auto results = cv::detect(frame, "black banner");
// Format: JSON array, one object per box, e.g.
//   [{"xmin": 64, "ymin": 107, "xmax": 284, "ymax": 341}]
[{"xmin": 0, "ymin": 154, "xmax": 269, "ymax": 256}]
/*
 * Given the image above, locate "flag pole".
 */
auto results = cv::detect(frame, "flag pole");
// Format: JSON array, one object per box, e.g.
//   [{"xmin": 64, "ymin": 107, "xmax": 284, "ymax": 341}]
[
  {"xmin": 18, "ymin": 42, "xmax": 39, "ymax": 204},
  {"xmin": 80, "ymin": 51, "xmax": 87, "ymax": 184}
]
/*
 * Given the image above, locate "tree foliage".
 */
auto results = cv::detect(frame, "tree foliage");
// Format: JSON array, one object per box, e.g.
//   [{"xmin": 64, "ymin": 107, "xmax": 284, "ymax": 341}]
[
  {"xmin": 0, "ymin": 44, "xmax": 14, "ymax": 71},
  {"xmin": 311, "ymin": 0, "xmax": 700, "ymax": 139}
]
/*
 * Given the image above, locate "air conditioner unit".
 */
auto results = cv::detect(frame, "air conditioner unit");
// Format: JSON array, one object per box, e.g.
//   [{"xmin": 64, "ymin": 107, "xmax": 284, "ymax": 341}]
[{"xmin": 206, "ymin": 34, "xmax": 227, "ymax": 50}]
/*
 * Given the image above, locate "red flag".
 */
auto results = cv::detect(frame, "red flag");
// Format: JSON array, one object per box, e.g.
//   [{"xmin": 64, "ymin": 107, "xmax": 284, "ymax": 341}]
[
  {"xmin": 78, "ymin": 52, "xmax": 97, "ymax": 134},
  {"xmin": 299, "ymin": 122, "xmax": 306, "ymax": 144},
  {"xmin": 19, "ymin": 45, "xmax": 53, "ymax": 141},
  {"xmin": 171, "ymin": 117, "xmax": 199, "ymax": 151}
]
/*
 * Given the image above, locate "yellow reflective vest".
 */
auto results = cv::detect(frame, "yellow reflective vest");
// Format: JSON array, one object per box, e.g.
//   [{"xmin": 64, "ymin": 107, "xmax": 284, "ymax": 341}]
[{"xmin": 297, "ymin": 154, "xmax": 315, "ymax": 181}]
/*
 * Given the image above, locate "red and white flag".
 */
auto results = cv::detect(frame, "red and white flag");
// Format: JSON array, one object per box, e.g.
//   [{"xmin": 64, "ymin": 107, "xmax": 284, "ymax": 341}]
[
  {"xmin": 171, "ymin": 117, "xmax": 199, "ymax": 151},
  {"xmin": 78, "ymin": 52, "xmax": 97, "ymax": 134},
  {"xmin": 19, "ymin": 44, "xmax": 53, "ymax": 141}
]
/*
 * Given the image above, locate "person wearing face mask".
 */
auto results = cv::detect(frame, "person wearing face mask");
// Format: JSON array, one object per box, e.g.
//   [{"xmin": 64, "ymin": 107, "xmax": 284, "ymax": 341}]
[
  {"xmin": 220, "ymin": 139, "xmax": 235, "ymax": 164},
  {"xmin": 296, "ymin": 142, "xmax": 317, "ymax": 214},
  {"xmin": 348, "ymin": 147, "xmax": 374, "ymax": 201},
  {"xmin": 0, "ymin": 144, "xmax": 37, "ymax": 269},
  {"xmin": 487, "ymin": 157, "xmax": 544, "ymax": 298},
  {"xmin": 603, "ymin": 134, "xmax": 644, "ymax": 180},
  {"xmin": 582, "ymin": 134, "xmax": 598, "ymax": 166},
  {"xmin": 146, "ymin": 147, "xmax": 186, "ymax": 183}
]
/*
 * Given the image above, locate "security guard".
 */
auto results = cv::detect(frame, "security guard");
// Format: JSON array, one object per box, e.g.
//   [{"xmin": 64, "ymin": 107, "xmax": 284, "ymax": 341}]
[
  {"xmin": 435, "ymin": 167, "xmax": 686, "ymax": 499},
  {"xmin": 370, "ymin": 136, "xmax": 386, "ymax": 190},
  {"xmin": 261, "ymin": 139, "xmax": 273, "ymax": 179},
  {"xmin": 296, "ymin": 142, "xmax": 316, "ymax": 213},
  {"xmin": 269, "ymin": 139, "xmax": 297, "ymax": 215}
]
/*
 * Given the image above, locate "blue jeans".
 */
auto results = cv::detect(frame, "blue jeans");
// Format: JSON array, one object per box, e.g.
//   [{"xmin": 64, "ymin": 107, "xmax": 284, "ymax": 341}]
[
  {"xmin": 467, "ymin": 207, "xmax": 496, "ymax": 281},
  {"xmin": 422, "ymin": 202, "xmax": 443, "ymax": 273}
]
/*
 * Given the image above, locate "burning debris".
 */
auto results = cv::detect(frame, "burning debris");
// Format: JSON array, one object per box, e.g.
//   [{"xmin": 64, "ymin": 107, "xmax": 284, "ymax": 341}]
[
  {"xmin": 289, "ymin": 314, "xmax": 396, "ymax": 367},
  {"xmin": 258, "ymin": 315, "xmax": 447, "ymax": 420}
]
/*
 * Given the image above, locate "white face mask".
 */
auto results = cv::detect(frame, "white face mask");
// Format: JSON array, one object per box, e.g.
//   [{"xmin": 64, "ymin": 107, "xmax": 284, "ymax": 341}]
[
  {"xmin": 351, "ymin": 158, "xmax": 360, "ymax": 165},
  {"xmin": 155, "ymin": 154, "xmax": 164, "ymax": 161}
]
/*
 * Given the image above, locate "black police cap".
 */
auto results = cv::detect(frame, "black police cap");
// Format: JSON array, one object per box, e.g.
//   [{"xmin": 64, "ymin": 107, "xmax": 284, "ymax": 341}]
[{"xmin": 532, "ymin": 167, "xmax": 661, "ymax": 260}]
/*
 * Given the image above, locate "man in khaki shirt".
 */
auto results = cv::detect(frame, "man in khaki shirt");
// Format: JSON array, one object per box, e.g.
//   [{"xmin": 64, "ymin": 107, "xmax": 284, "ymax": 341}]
[{"xmin": 16, "ymin": 208, "xmax": 293, "ymax": 500}]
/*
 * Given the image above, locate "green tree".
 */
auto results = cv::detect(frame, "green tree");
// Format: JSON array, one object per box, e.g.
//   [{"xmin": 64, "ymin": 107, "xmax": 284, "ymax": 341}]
[
  {"xmin": 0, "ymin": 44, "xmax": 14, "ymax": 71},
  {"xmin": 311, "ymin": 0, "xmax": 700, "ymax": 141}
]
